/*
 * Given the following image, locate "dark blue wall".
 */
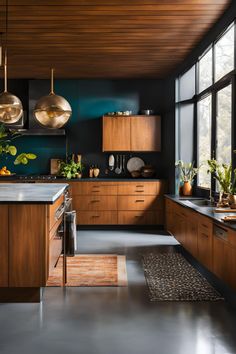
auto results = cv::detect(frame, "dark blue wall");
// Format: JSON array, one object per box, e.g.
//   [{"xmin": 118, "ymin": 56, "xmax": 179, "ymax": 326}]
[{"xmin": 1, "ymin": 79, "xmax": 168, "ymax": 177}]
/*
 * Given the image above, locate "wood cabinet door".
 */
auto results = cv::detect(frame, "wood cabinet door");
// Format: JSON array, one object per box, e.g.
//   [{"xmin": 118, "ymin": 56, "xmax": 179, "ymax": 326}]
[
  {"xmin": 0, "ymin": 206, "xmax": 9, "ymax": 287},
  {"xmin": 130, "ymin": 115, "xmax": 161, "ymax": 151},
  {"xmin": 102, "ymin": 116, "xmax": 131, "ymax": 151},
  {"xmin": 197, "ymin": 217, "xmax": 213, "ymax": 271}
]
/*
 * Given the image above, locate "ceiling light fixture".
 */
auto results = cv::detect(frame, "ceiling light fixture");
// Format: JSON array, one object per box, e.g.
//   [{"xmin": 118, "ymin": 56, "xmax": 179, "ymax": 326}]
[
  {"xmin": 0, "ymin": 0, "xmax": 23, "ymax": 124},
  {"xmin": 33, "ymin": 68, "xmax": 72, "ymax": 129}
]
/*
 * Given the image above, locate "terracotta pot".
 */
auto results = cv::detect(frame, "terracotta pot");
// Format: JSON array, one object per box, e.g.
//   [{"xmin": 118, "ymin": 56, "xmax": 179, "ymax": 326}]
[
  {"xmin": 182, "ymin": 181, "xmax": 192, "ymax": 196},
  {"xmin": 228, "ymin": 194, "xmax": 236, "ymax": 209}
]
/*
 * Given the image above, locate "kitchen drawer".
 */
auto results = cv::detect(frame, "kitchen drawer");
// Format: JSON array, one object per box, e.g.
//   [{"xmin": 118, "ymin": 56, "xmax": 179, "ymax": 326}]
[
  {"xmin": 49, "ymin": 230, "xmax": 62, "ymax": 274},
  {"xmin": 118, "ymin": 211, "xmax": 163, "ymax": 225},
  {"xmin": 118, "ymin": 195, "xmax": 161, "ymax": 211},
  {"xmin": 77, "ymin": 211, "xmax": 117, "ymax": 225},
  {"xmin": 117, "ymin": 182, "xmax": 157, "ymax": 195},
  {"xmin": 198, "ymin": 215, "xmax": 212, "ymax": 237},
  {"xmin": 48, "ymin": 194, "xmax": 64, "ymax": 231},
  {"xmin": 73, "ymin": 195, "xmax": 117, "ymax": 211},
  {"xmin": 70, "ymin": 182, "xmax": 117, "ymax": 196}
]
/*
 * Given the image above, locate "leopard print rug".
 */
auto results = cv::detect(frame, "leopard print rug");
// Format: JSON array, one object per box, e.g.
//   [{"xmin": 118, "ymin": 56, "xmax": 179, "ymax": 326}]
[{"xmin": 142, "ymin": 252, "xmax": 224, "ymax": 301}]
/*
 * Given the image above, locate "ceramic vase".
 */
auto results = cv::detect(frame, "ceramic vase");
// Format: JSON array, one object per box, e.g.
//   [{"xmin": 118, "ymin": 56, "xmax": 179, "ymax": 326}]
[{"xmin": 182, "ymin": 181, "xmax": 192, "ymax": 196}]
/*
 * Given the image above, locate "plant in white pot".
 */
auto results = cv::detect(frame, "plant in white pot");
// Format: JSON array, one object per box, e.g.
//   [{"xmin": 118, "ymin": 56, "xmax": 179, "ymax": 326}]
[
  {"xmin": 175, "ymin": 160, "xmax": 200, "ymax": 196},
  {"xmin": 207, "ymin": 159, "xmax": 232, "ymax": 207}
]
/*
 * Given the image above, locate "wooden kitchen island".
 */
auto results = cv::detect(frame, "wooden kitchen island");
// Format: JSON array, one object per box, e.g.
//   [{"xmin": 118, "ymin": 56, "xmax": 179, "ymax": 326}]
[{"xmin": 0, "ymin": 183, "xmax": 68, "ymax": 303}]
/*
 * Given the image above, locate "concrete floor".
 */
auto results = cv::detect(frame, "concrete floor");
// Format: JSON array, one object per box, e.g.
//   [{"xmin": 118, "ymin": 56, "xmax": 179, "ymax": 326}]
[{"xmin": 0, "ymin": 229, "xmax": 236, "ymax": 354}]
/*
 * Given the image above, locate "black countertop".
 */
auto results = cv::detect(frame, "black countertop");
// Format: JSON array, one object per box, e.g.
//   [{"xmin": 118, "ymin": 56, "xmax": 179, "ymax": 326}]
[
  {"xmin": 0, "ymin": 183, "xmax": 68, "ymax": 204},
  {"xmin": 165, "ymin": 194, "xmax": 236, "ymax": 231},
  {"xmin": 0, "ymin": 176, "xmax": 164, "ymax": 182}
]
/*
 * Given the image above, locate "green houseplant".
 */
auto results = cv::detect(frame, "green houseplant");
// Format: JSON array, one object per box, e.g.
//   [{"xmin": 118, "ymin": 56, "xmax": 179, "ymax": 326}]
[
  {"xmin": 0, "ymin": 124, "xmax": 37, "ymax": 174},
  {"xmin": 207, "ymin": 159, "xmax": 233, "ymax": 207},
  {"xmin": 175, "ymin": 160, "xmax": 200, "ymax": 196},
  {"xmin": 59, "ymin": 159, "xmax": 84, "ymax": 179}
]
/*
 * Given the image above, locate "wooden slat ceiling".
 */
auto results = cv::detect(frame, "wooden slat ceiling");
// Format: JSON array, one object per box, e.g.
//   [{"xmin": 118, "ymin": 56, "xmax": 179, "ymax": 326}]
[{"xmin": 0, "ymin": 0, "xmax": 231, "ymax": 79}]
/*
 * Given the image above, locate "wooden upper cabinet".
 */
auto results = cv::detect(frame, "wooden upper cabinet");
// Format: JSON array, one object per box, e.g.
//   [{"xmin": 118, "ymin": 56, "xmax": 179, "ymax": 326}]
[
  {"xmin": 102, "ymin": 116, "xmax": 131, "ymax": 151},
  {"xmin": 131, "ymin": 116, "xmax": 161, "ymax": 151},
  {"xmin": 102, "ymin": 115, "xmax": 161, "ymax": 152}
]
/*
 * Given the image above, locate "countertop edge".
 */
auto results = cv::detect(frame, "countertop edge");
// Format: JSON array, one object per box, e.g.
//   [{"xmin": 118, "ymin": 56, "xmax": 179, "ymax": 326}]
[{"xmin": 164, "ymin": 194, "xmax": 236, "ymax": 232}]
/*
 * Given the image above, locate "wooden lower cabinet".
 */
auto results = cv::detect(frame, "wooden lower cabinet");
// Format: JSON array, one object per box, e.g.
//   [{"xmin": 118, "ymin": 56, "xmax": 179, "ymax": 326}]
[
  {"xmin": 165, "ymin": 197, "xmax": 236, "ymax": 292},
  {"xmin": 71, "ymin": 180, "xmax": 166, "ymax": 225},
  {"xmin": 73, "ymin": 195, "xmax": 117, "ymax": 211},
  {"xmin": 77, "ymin": 211, "xmax": 117, "ymax": 225},
  {"xmin": 118, "ymin": 195, "xmax": 161, "ymax": 211},
  {"xmin": 118, "ymin": 211, "xmax": 163, "ymax": 225},
  {"xmin": 197, "ymin": 215, "xmax": 213, "ymax": 271},
  {"xmin": 0, "ymin": 206, "xmax": 9, "ymax": 287}
]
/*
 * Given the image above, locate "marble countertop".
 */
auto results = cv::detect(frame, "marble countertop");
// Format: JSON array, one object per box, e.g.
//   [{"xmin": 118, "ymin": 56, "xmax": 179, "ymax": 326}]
[
  {"xmin": 165, "ymin": 194, "xmax": 236, "ymax": 231},
  {"xmin": 0, "ymin": 183, "xmax": 68, "ymax": 204}
]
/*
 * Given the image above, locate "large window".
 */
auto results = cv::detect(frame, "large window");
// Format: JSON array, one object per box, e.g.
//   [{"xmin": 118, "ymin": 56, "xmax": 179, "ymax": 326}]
[
  {"xmin": 198, "ymin": 48, "xmax": 212, "ymax": 93},
  {"xmin": 215, "ymin": 25, "xmax": 234, "ymax": 82},
  {"xmin": 197, "ymin": 95, "xmax": 212, "ymax": 188},
  {"xmin": 176, "ymin": 21, "xmax": 235, "ymax": 193},
  {"xmin": 216, "ymin": 84, "xmax": 232, "ymax": 165}
]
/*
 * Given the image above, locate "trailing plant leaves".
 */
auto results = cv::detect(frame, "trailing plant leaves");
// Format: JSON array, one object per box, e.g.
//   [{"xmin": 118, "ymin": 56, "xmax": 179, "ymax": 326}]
[{"xmin": 14, "ymin": 153, "xmax": 37, "ymax": 165}]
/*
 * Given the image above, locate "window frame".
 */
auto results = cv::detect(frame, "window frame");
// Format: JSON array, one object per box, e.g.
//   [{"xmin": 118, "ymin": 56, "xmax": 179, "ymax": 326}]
[{"xmin": 175, "ymin": 20, "xmax": 236, "ymax": 197}]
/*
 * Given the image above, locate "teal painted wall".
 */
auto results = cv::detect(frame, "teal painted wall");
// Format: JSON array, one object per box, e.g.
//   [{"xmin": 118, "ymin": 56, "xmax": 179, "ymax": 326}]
[{"xmin": 1, "ymin": 79, "xmax": 166, "ymax": 176}]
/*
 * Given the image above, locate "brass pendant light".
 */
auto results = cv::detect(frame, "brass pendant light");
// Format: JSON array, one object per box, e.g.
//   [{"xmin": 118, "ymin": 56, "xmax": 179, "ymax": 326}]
[
  {"xmin": 34, "ymin": 68, "xmax": 72, "ymax": 129},
  {"xmin": 0, "ymin": 0, "xmax": 23, "ymax": 124}
]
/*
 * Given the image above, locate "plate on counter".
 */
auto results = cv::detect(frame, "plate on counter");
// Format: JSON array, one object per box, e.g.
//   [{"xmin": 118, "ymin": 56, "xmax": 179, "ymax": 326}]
[{"xmin": 127, "ymin": 157, "xmax": 145, "ymax": 173}]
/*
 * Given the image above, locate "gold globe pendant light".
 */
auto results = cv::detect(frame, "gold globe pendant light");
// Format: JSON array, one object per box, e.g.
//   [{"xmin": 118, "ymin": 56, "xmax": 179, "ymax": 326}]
[
  {"xmin": 34, "ymin": 68, "xmax": 72, "ymax": 129},
  {"xmin": 0, "ymin": 0, "xmax": 23, "ymax": 124}
]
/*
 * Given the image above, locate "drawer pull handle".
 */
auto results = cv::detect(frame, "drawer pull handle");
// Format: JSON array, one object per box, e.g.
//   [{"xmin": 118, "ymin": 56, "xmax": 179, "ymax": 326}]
[
  {"xmin": 202, "ymin": 223, "xmax": 209, "ymax": 228},
  {"xmin": 91, "ymin": 200, "xmax": 100, "ymax": 203},
  {"xmin": 135, "ymin": 190, "xmax": 144, "ymax": 193},
  {"xmin": 136, "ymin": 185, "xmax": 144, "ymax": 187},
  {"xmin": 92, "ymin": 215, "xmax": 100, "ymax": 218},
  {"xmin": 92, "ymin": 190, "xmax": 100, "ymax": 193},
  {"xmin": 135, "ymin": 200, "xmax": 145, "ymax": 203},
  {"xmin": 201, "ymin": 232, "xmax": 209, "ymax": 238},
  {"xmin": 135, "ymin": 215, "xmax": 143, "ymax": 218}
]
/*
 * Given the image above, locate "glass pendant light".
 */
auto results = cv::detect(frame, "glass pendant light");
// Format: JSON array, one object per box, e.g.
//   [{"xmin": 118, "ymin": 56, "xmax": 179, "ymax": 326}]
[
  {"xmin": 0, "ymin": 0, "xmax": 23, "ymax": 124},
  {"xmin": 33, "ymin": 68, "xmax": 72, "ymax": 129}
]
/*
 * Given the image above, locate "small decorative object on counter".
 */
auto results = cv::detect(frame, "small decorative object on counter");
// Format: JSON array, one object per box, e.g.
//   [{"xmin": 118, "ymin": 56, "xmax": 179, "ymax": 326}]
[
  {"xmin": 141, "ymin": 165, "xmax": 155, "ymax": 178},
  {"xmin": 93, "ymin": 166, "xmax": 100, "ymax": 178},
  {"xmin": 105, "ymin": 111, "xmax": 132, "ymax": 116},
  {"xmin": 140, "ymin": 109, "xmax": 154, "ymax": 115},
  {"xmin": 108, "ymin": 154, "xmax": 115, "ymax": 171},
  {"xmin": 89, "ymin": 166, "xmax": 94, "ymax": 178},
  {"xmin": 175, "ymin": 160, "xmax": 200, "ymax": 196}
]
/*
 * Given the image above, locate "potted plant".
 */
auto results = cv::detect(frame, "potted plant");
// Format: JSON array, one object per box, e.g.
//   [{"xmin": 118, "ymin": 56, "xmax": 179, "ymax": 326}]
[
  {"xmin": 0, "ymin": 124, "xmax": 37, "ymax": 174},
  {"xmin": 175, "ymin": 160, "xmax": 200, "ymax": 196},
  {"xmin": 59, "ymin": 159, "xmax": 84, "ymax": 179},
  {"xmin": 207, "ymin": 159, "xmax": 231, "ymax": 206}
]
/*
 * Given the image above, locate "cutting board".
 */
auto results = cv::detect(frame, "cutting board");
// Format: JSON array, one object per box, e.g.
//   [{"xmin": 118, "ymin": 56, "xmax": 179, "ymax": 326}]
[{"xmin": 215, "ymin": 208, "xmax": 236, "ymax": 213}]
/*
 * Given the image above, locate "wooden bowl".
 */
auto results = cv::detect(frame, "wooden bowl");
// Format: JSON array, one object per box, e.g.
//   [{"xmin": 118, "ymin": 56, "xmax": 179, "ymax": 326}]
[{"xmin": 130, "ymin": 170, "xmax": 141, "ymax": 178}]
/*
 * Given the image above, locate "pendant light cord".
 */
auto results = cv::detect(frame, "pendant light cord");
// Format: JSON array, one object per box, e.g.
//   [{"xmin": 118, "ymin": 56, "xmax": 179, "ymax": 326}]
[{"xmin": 50, "ymin": 68, "xmax": 55, "ymax": 94}]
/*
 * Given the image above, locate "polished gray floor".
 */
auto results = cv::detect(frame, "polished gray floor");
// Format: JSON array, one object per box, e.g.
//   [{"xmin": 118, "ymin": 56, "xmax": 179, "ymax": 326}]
[{"xmin": 1, "ymin": 230, "xmax": 236, "ymax": 354}]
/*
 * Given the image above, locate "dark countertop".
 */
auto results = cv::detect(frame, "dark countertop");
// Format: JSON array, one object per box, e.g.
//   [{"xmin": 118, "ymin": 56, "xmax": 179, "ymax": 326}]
[
  {"xmin": 0, "ymin": 183, "xmax": 68, "ymax": 204},
  {"xmin": 57, "ymin": 177, "xmax": 164, "ymax": 182},
  {"xmin": 0, "ymin": 176, "xmax": 164, "ymax": 182},
  {"xmin": 165, "ymin": 194, "xmax": 236, "ymax": 231}
]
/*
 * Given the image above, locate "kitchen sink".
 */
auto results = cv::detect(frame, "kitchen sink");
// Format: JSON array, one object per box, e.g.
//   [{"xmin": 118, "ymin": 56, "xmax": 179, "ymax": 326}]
[{"xmin": 187, "ymin": 199, "xmax": 214, "ymax": 207}]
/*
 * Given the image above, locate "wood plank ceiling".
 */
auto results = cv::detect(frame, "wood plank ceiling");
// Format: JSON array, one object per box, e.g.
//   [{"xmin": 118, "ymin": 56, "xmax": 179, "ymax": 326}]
[{"xmin": 0, "ymin": 0, "xmax": 231, "ymax": 79}]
